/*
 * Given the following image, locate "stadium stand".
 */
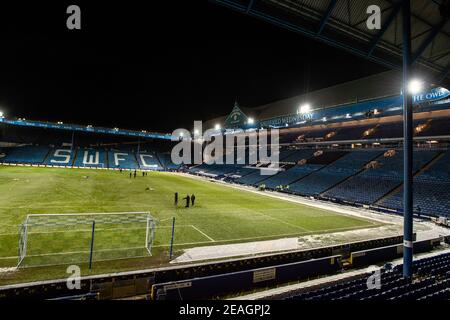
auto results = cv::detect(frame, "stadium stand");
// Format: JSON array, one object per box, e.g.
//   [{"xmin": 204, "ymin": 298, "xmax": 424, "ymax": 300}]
[
  {"xmin": 136, "ymin": 152, "xmax": 163, "ymax": 170},
  {"xmin": 415, "ymin": 117, "xmax": 450, "ymax": 137},
  {"xmin": 379, "ymin": 151, "xmax": 450, "ymax": 217},
  {"xmin": 287, "ymin": 150, "xmax": 382, "ymax": 196},
  {"xmin": 263, "ymin": 164, "xmax": 321, "ymax": 189},
  {"xmin": 72, "ymin": 147, "xmax": 108, "ymax": 168},
  {"xmin": 44, "ymin": 147, "xmax": 76, "ymax": 167},
  {"xmin": 0, "ymin": 145, "xmax": 50, "ymax": 164},
  {"xmin": 157, "ymin": 153, "xmax": 181, "ymax": 170},
  {"xmin": 282, "ymin": 252, "xmax": 450, "ymax": 301},
  {"xmin": 323, "ymin": 150, "xmax": 439, "ymax": 204},
  {"xmin": 107, "ymin": 149, "xmax": 139, "ymax": 169}
]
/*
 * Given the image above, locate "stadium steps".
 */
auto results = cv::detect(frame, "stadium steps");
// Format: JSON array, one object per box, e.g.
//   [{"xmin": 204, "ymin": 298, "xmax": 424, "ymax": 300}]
[
  {"xmin": 105, "ymin": 148, "xmax": 110, "ymax": 169},
  {"xmin": 71, "ymin": 148, "xmax": 79, "ymax": 167},
  {"xmin": 374, "ymin": 151, "xmax": 446, "ymax": 206},
  {"xmin": 133, "ymin": 152, "xmax": 141, "ymax": 169},
  {"xmin": 318, "ymin": 151, "xmax": 383, "ymax": 197},
  {"xmin": 41, "ymin": 147, "xmax": 53, "ymax": 165},
  {"xmin": 286, "ymin": 164, "xmax": 326, "ymax": 187},
  {"xmin": 155, "ymin": 153, "xmax": 164, "ymax": 170},
  {"xmin": 289, "ymin": 151, "xmax": 353, "ymax": 192}
]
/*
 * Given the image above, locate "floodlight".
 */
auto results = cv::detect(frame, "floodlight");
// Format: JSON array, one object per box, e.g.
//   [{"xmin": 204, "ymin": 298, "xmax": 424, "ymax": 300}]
[
  {"xmin": 408, "ymin": 79, "xmax": 423, "ymax": 95},
  {"xmin": 298, "ymin": 103, "xmax": 311, "ymax": 114}
]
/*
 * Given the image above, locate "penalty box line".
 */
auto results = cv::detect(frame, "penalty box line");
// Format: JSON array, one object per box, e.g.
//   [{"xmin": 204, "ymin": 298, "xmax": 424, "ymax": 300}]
[{"xmin": 190, "ymin": 225, "xmax": 215, "ymax": 242}]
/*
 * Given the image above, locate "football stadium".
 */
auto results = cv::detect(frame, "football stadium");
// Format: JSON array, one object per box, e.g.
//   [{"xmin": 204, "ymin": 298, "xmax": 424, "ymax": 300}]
[{"xmin": 0, "ymin": 0, "xmax": 450, "ymax": 304}]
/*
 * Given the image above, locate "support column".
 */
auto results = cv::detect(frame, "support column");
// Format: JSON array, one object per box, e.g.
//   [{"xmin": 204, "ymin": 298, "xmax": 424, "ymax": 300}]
[{"xmin": 402, "ymin": 0, "xmax": 413, "ymax": 279}]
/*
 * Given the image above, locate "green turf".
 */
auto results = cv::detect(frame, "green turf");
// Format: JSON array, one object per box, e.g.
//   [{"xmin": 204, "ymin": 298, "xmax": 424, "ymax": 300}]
[{"xmin": 0, "ymin": 165, "xmax": 380, "ymax": 283}]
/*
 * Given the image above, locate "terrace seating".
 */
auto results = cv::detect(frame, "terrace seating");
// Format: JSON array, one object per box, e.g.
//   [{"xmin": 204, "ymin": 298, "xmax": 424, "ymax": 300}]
[
  {"xmin": 44, "ymin": 147, "xmax": 76, "ymax": 166},
  {"xmin": 362, "ymin": 122, "xmax": 403, "ymax": 140},
  {"xmin": 107, "ymin": 149, "xmax": 139, "ymax": 169},
  {"xmin": 0, "ymin": 145, "xmax": 50, "ymax": 164},
  {"xmin": 379, "ymin": 151, "xmax": 450, "ymax": 217},
  {"xmin": 263, "ymin": 164, "xmax": 322, "ymax": 189},
  {"xmin": 284, "ymin": 252, "xmax": 450, "ymax": 300},
  {"xmin": 157, "ymin": 153, "xmax": 181, "ymax": 170},
  {"xmin": 287, "ymin": 150, "xmax": 382, "ymax": 196},
  {"xmin": 73, "ymin": 147, "xmax": 108, "ymax": 168},
  {"xmin": 323, "ymin": 150, "xmax": 438, "ymax": 204},
  {"xmin": 136, "ymin": 152, "xmax": 163, "ymax": 170},
  {"xmin": 280, "ymin": 149, "xmax": 315, "ymax": 163},
  {"xmin": 414, "ymin": 117, "xmax": 450, "ymax": 137},
  {"xmin": 327, "ymin": 125, "xmax": 373, "ymax": 141}
]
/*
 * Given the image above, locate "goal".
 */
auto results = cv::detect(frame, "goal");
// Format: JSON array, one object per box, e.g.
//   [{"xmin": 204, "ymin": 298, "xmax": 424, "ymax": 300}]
[{"xmin": 18, "ymin": 212, "xmax": 156, "ymax": 268}]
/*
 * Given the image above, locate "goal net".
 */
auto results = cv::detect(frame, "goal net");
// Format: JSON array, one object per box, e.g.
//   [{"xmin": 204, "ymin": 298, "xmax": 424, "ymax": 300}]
[{"xmin": 18, "ymin": 212, "xmax": 156, "ymax": 268}]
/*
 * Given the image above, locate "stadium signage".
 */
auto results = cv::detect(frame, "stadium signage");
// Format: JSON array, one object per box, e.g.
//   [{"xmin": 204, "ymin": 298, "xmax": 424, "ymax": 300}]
[
  {"xmin": 413, "ymin": 87, "xmax": 450, "ymax": 104},
  {"xmin": 259, "ymin": 112, "xmax": 314, "ymax": 128}
]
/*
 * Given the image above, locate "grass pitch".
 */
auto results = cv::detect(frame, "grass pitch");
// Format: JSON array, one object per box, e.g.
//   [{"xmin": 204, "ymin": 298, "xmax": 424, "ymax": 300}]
[{"xmin": 0, "ymin": 165, "xmax": 380, "ymax": 284}]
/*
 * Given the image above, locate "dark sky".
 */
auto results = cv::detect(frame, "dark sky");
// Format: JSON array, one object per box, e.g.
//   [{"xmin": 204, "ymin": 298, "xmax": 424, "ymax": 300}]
[{"xmin": 0, "ymin": 1, "xmax": 386, "ymax": 133}]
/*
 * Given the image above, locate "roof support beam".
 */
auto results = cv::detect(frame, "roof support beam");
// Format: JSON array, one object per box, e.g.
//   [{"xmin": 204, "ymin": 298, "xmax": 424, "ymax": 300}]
[
  {"xmin": 367, "ymin": 1, "xmax": 402, "ymax": 57},
  {"xmin": 210, "ymin": 0, "xmax": 400, "ymax": 70},
  {"xmin": 437, "ymin": 63, "xmax": 450, "ymax": 84},
  {"xmin": 412, "ymin": 18, "xmax": 447, "ymax": 64},
  {"xmin": 246, "ymin": 0, "xmax": 255, "ymax": 13},
  {"xmin": 317, "ymin": 0, "xmax": 337, "ymax": 35}
]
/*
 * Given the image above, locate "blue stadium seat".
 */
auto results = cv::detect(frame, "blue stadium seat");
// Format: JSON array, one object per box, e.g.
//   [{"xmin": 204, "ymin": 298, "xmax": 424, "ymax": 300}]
[
  {"xmin": 73, "ymin": 147, "xmax": 107, "ymax": 168},
  {"xmin": 107, "ymin": 149, "xmax": 139, "ymax": 169},
  {"xmin": 1, "ymin": 145, "xmax": 50, "ymax": 164},
  {"xmin": 380, "ymin": 151, "xmax": 450, "ymax": 217},
  {"xmin": 324, "ymin": 150, "xmax": 438, "ymax": 204},
  {"xmin": 45, "ymin": 147, "xmax": 76, "ymax": 166},
  {"xmin": 136, "ymin": 152, "xmax": 163, "ymax": 170}
]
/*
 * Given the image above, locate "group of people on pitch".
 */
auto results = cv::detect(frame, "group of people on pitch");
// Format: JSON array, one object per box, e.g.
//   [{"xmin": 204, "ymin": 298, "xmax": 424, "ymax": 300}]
[{"xmin": 174, "ymin": 192, "xmax": 196, "ymax": 208}]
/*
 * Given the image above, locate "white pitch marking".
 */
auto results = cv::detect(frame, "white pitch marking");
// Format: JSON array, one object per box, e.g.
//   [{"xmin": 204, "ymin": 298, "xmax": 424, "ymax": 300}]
[{"xmin": 190, "ymin": 225, "xmax": 215, "ymax": 242}]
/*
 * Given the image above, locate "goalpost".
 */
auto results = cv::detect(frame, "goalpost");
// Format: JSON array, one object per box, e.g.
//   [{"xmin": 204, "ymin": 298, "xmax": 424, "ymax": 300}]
[{"xmin": 17, "ymin": 212, "xmax": 156, "ymax": 268}]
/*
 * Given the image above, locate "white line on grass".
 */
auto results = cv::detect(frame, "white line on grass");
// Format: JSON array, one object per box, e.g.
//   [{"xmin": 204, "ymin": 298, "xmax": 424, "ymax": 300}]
[
  {"xmin": 190, "ymin": 225, "xmax": 215, "ymax": 242},
  {"xmin": 0, "ymin": 224, "xmax": 381, "ymax": 260}
]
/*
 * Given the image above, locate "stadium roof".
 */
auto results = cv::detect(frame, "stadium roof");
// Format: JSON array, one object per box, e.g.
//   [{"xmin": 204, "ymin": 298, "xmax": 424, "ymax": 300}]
[
  {"xmin": 212, "ymin": 0, "xmax": 450, "ymax": 85},
  {"xmin": 241, "ymin": 70, "xmax": 403, "ymax": 120},
  {"xmin": 204, "ymin": 70, "xmax": 401, "ymax": 128}
]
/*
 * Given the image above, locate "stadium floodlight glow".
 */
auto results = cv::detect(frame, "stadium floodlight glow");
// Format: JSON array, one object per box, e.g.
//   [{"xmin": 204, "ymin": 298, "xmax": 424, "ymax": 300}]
[
  {"xmin": 408, "ymin": 79, "xmax": 423, "ymax": 95},
  {"xmin": 298, "ymin": 103, "xmax": 311, "ymax": 114},
  {"xmin": 179, "ymin": 132, "xmax": 184, "ymax": 137},
  {"xmin": 214, "ymin": 124, "xmax": 221, "ymax": 130},
  {"xmin": 194, "ymin": 129, "xmax": 200, "ymax": 135},
  {"xmin": 0, "ymin": 111, "xmax": 3, "ymax": 118},
  {"xmin": 247, "ymin": 117, "xmax": 254, "ymax": 125}
]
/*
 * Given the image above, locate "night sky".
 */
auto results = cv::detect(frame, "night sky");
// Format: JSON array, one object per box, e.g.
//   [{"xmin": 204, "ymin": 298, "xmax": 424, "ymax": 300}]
[{"xmin": 0, "ymin": 1, "xmax": 386, "ymax": 133}]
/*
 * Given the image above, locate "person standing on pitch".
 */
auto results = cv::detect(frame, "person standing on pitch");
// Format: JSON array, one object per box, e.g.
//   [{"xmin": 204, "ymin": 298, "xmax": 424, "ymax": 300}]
[
  {"xmin": 183, "ymin": 194, "xmax": 190, "ymax": 208},
  {"xmin": 129, "ymin": 172, "xmax": 132, "ymax": 178},
  {"xmin": 174, "ymin": 192, "xmax": 178, "ymax": 206},
  {"xmin": 133, "ymin": 170, "xmax": 137, "ymax": 178},
  {"xmin": 191, "ymin": 194, "xmax": 196, "ymax": 206}
]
